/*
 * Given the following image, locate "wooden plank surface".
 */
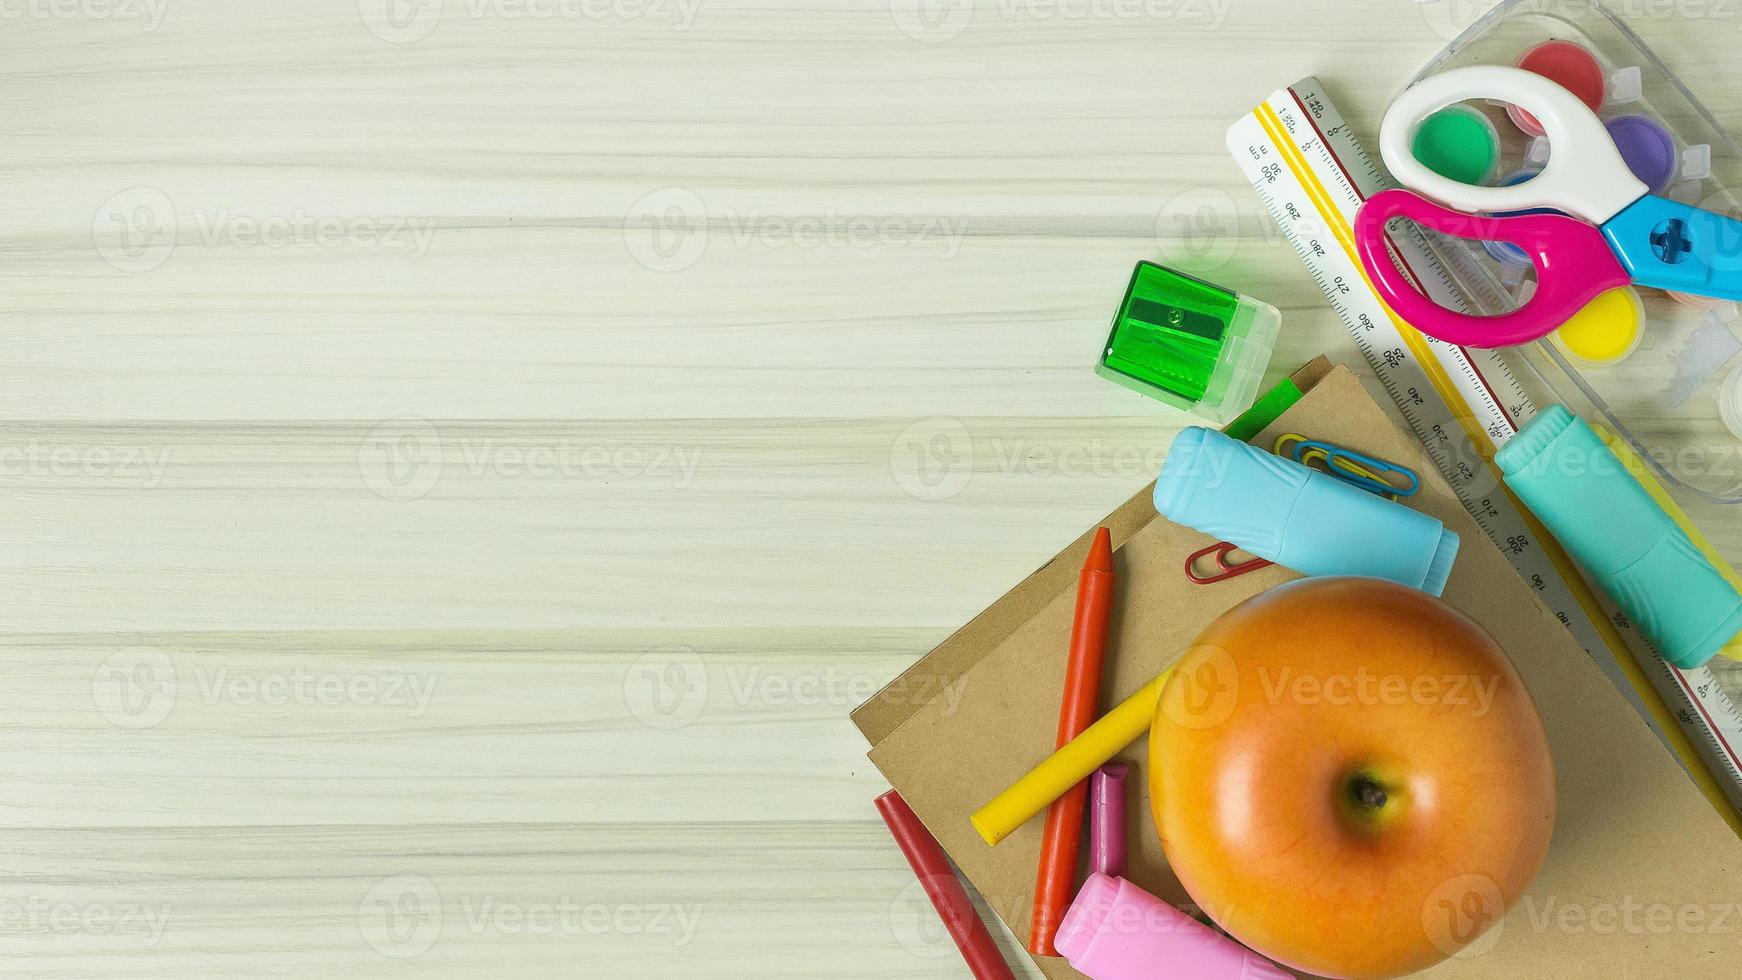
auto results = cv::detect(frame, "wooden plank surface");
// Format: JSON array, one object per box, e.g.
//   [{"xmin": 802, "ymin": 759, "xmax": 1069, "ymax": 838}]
[{"xmin": 3, "ymin": 1, "xmax": 1740, "ymax": 976}]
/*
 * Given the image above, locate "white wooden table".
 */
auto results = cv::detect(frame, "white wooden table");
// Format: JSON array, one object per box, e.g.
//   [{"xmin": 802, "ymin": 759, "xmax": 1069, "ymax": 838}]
[{"xmin": 4, "ymin": 1, "xmax": 1740, "ymax": 976}]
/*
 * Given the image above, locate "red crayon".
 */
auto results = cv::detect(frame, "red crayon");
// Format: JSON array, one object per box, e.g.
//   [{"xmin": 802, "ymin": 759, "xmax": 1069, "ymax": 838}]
[
  {"xmin": 875, "ymin": 791, "xmax": 1016, "ymax": 980},
  {"xmin": 1029, "ymin": 526, "xmax": 1117, "ymax": 955}
]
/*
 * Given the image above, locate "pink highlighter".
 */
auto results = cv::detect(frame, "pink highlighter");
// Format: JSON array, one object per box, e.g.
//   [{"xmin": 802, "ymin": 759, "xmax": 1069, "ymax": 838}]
[
  {"xmin": 1057, "ymin": 764, "xmax": 1289, "ymax": 980},
  {"xmin": 1056, "ymin": 875, "xmax": 1290, "ymax": 980}
]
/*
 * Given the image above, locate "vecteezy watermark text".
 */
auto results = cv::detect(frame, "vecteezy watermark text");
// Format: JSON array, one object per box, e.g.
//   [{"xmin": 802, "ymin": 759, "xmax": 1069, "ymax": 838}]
[
  {"xmin": 0, "ymin": 0, "xmax": 169, "ymax": 29},
  {"xmin": 357, "ymin": 875, "xmax": 702, "ymax": 959},
  {"xmin": 1423, "ymin": 874, "xmax": 1742, "ymax": 961},
  {"xmin": 1520, "ymin": 895, "xmax": 1742, "ymax": 942},
  {"xmin": 357, "ymin": 419, "xmax": 706, "ymax": 501},
  {"xmin": 357, "ymin": 0, "xmax": 703, "ymax": 44},
  {"xmin": 92, "ymin": 647, "xmax": 440, "ymax": 729},
  {"xmin": 1258, "ymin": 666, "xmax": 1502, "ymax": 717},
  {"xmin": 1161, "ymin": 648, "xmax": 1506, "ymax": 731},
  {"xmin": 93, "ymin": 187, "xmax": 438, "ymax": 273},
  {"xmin": 891, "ymin": 878, "xmax": 1242, "ymax": 961},
  {"xmin": 1422, "ymin": 0, "xmax": 1742, "ymax": 43},
  {"xmin": 0, "ymin": 440, "xmax": 172, "ymax": 487},
  {"xmin": 623, "ymin": 187, "xmax": 970, "ymax": 273},
  {"xmin": 890, "ymin": 0, "xmax": 1237, "ymax": 43},
  {"xmin": 0, "ymin": 897, "xmax": 171, "ymax": 947},
  {"xmin": 890, "ymin": 417, "xmax": 1168, "ymax": 501},
  {"xmin": 621, "ymin": 647, "xmax": 970, "ymax": 730}
]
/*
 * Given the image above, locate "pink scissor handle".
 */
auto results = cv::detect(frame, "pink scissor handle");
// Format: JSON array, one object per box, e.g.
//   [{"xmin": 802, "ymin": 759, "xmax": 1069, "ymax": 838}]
[{"xmin": 1353, "ymin": 189, "xmax": 1632, "ymax": 348}]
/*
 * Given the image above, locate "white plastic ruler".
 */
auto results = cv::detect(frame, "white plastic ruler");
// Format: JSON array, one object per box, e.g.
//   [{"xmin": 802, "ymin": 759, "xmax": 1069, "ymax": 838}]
[{"xmin": 1228, "ymin": 76, "xmax": 1742, "ymax": 833}]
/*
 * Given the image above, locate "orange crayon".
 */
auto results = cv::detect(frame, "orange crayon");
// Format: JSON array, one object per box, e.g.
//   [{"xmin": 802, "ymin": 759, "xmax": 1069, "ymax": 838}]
[{"xmin": 1029, "ymin": 527, "xmax": 1116, "ymax": 955}]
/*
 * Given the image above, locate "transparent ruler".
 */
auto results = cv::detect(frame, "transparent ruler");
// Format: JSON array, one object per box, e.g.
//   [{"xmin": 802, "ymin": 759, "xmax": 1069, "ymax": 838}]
[{"xmin": 1228, "ymin": 76, "xmax": 1742, "ymax": 834}]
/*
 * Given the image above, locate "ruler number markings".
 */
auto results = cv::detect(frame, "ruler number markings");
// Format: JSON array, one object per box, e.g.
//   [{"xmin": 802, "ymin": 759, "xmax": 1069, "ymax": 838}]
[{"xmin": 1232, "ymin": 84, "xmax": 1742, "ymax": 818}]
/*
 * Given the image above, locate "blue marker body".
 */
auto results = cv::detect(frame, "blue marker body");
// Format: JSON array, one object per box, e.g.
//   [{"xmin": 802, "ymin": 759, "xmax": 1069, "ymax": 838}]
[{"xmin": 1154, "ymin": 427, "xmax": 1459, "ymax": 596}]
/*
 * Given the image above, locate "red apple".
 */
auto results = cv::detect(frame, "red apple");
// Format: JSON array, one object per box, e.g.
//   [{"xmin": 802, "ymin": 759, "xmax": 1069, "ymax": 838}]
[{"xmin": 1150, "ymin": 577, "xmax": 1555, "ymax": 979}]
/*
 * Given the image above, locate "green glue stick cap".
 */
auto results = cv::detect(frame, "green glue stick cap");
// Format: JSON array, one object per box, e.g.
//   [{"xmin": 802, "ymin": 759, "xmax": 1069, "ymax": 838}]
[{"xmin": 1096, "ymin": 262, "xmax": 1281, "ymax": 424}]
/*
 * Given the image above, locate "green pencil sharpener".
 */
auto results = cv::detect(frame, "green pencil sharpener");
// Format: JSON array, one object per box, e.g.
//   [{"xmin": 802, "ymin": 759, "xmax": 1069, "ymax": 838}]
[{"xmin": 1096, "ymin": 262, "xmax": 1281, "ymax": 424}]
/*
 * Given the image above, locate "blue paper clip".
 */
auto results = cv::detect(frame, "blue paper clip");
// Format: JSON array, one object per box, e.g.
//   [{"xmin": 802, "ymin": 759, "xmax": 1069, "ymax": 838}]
[{"xmin": 1274, "ymin": 434, "xmax": 1421, "ymax": 499}]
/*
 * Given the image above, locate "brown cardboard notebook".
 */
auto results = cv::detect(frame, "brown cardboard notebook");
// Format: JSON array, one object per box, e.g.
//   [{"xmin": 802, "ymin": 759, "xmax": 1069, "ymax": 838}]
[
  {"xmin": 856, "ymin": 362, "xmax": 1742, "ymax": 979},
  {"xmin": 851, "ymin": 356, "xmax": 1335, "ymax": 748}
]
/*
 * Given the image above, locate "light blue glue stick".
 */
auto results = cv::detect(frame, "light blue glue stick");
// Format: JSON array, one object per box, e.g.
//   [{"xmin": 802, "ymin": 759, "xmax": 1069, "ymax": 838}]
[
  {"xmin": 1154, "ymin": 428, "xmax": 1459, "ymax": 596},
  {"xmin": 1496, "ymin": 405, "xmax": 1742, "ymax": 669}
]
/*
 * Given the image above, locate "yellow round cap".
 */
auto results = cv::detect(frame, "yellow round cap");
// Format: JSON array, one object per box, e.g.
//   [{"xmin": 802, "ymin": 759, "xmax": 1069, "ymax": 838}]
[{"xmin": 1553, "ymin": 287, "xmax": 1644, "ymax": 366}]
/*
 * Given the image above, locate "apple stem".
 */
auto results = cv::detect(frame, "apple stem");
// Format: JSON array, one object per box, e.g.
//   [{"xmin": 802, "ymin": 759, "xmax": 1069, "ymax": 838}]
[{"xmin": 1352, "ymin": 778, "xmax": 1388, "ymax": 810}]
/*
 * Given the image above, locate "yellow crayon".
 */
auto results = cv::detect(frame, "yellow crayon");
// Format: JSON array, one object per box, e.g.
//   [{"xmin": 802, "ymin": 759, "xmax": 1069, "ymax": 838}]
[{"xmin": 970, "ymin": 669, "xmax": 1173, "ymax": 847}]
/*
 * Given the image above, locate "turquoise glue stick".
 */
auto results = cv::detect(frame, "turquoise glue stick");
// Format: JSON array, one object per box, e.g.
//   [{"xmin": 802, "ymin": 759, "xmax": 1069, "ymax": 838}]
[
  {"xmin": 1496, "ymin": 405, "xmax": 1742, "ymax": 669},
  {"xmin": 1154, "ymin": 428, "xmax": 1459, "ymax": 596}
]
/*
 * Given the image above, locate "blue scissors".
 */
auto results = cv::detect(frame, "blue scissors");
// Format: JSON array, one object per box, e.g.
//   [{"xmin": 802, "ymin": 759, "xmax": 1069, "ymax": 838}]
[{"xmin": 1355, "ymin": 65, "xmax": 1742, "ymax": 347}]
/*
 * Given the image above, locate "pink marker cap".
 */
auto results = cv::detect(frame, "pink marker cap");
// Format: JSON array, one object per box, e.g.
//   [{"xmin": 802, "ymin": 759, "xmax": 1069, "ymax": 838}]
[{"xmin": 1054, "ymin": 874, "xmax": 1291, "ymax": 980}]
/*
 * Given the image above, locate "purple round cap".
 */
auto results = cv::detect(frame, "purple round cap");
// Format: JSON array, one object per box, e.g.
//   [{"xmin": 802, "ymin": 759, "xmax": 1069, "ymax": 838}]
[{"xmin": 1606, "ymin": 114, "xmax": 1678, "ymax": 193}]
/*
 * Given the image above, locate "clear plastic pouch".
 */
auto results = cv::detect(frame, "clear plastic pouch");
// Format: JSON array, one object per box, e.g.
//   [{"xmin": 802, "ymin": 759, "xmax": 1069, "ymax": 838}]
[{"xmin": 1407, "ymin": 0, "xmax": 1742, "ymax": 532}]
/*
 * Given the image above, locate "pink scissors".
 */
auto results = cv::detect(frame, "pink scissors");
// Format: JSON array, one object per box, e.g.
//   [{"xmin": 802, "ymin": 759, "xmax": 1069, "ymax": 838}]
[{"xmin": 1355, "ymin": 66, "xmax": 1742, "ymax": 348}]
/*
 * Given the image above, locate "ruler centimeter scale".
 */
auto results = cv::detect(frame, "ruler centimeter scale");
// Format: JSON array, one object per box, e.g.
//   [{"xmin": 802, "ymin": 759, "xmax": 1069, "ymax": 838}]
[{"xmin": 1228, "ymin": 77, "xmax": 1742, "ymax": 832}]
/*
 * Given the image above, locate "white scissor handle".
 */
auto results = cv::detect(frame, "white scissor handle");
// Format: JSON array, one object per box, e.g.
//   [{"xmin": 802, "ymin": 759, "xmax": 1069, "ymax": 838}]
[{"xmin": 1379, "ymin": 65, "xmax": 1647, "ymax": 223}]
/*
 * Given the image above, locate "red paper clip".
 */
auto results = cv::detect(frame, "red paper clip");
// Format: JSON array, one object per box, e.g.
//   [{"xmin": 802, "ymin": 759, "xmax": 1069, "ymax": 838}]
[{"xmin": 1185, "ymin": 541, "xmax": 1274, "ymax": 584}]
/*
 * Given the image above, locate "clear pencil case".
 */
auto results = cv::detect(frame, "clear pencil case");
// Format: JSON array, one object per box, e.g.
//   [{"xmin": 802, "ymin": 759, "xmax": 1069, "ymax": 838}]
[{"xmin": 1405, "ymin": 0, "xmax": 1742, "ymax": 545}]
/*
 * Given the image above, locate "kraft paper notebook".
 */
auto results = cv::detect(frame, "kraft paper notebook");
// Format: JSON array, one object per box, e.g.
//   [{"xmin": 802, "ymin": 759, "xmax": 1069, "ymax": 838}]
[{"xmin": 854, "ymin": 359, "xmax": 1742, "ymax": 979}]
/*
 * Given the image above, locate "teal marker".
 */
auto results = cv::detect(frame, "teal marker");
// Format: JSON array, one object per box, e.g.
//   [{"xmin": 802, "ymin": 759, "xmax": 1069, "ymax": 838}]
[{"xmin": 1497, "ymin": 406, "xmax": 1742, "ymax": 668}]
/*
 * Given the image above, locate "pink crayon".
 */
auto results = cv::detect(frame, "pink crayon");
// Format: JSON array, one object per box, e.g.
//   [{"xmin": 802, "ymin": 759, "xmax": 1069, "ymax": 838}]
[{"xmin": 1088, "ymin": 764, "xmax": 1128, "ymax": 878}]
